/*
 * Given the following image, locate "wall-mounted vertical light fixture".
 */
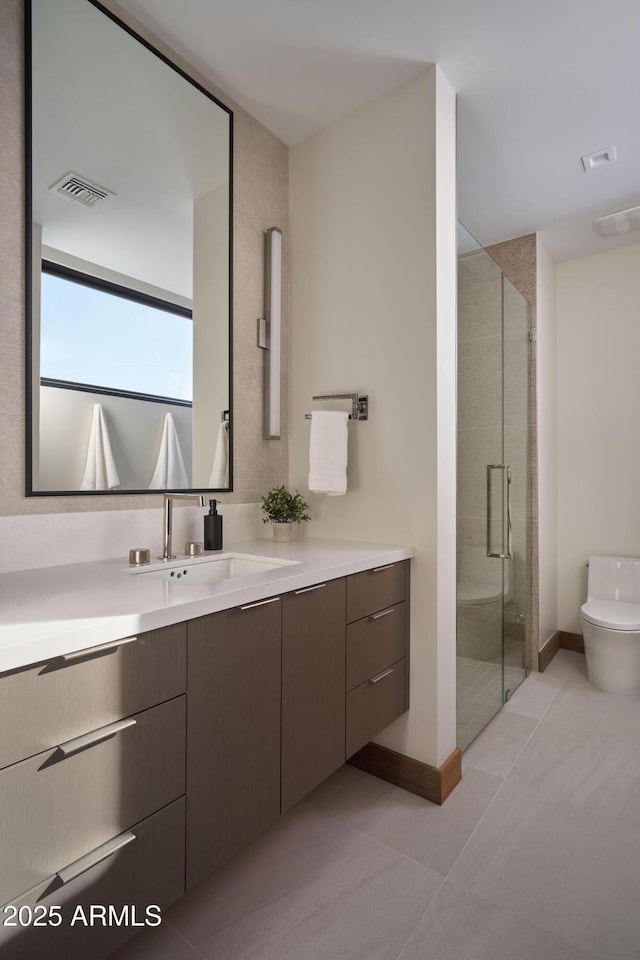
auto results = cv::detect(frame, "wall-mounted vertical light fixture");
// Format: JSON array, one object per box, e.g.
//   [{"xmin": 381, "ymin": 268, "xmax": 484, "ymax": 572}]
[{"xmin": 258, "ymin": 226, "xmax": 282, "ymax": 439}]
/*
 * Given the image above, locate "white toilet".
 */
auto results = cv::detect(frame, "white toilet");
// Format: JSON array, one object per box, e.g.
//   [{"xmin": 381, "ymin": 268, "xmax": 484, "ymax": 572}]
[{"xmin": 580, "ymin": 555, "xmax": 640, "ymax": 695}]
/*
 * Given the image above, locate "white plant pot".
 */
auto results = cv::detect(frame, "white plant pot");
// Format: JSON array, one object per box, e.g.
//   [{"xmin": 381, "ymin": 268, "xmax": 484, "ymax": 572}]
[{"xmin": 272, "ymin": 522, "xmax": 293, "ymax": 543}]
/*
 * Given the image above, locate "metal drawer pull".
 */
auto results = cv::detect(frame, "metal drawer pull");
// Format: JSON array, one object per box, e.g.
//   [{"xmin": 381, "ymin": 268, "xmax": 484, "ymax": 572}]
[
  {"xmin": 368, "ymin": 667, "xmax": 394, "ymax": 685},
  {"xmin": 57, "ymin": 717, "xmax": 136, "ymax": 757},
  {"xmin": 61, "ymin": 636, "xmax": 136, "ymax": 663},
  {"xmin": 372, "ymin": 564, "xmax": 394, "ymax": 573},
  {"xmin": 294, "ymin": 583, "xmax": 326, "ymax": 595},
  {"xmin": 239, "ymin": 597, "xmax": 281, "ymax": 611},
  {"xmin": 56, "ymin": 831, "xmax": 136, "ymax": 886},
  {"xmin": 369, "ymin": 607, "xmax": 394, "ymax": 621}
]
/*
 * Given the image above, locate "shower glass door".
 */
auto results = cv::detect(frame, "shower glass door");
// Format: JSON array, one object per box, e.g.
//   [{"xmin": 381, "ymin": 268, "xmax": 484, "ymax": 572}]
[{"xmin": 456, "ymin": 224, "xmax": 531, "ymax": 750}]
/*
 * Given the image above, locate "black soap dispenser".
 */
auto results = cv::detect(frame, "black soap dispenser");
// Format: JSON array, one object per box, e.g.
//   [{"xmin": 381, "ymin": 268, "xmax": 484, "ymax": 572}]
[{"xmin": 204, "ymin": 499, "xmax": 223, "ymax": 551}]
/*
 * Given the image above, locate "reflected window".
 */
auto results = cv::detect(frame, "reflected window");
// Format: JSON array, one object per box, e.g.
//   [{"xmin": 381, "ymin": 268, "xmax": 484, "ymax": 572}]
[{"xmin": 40, "ymin": 262, "xmax": 193, "ymax": 402}]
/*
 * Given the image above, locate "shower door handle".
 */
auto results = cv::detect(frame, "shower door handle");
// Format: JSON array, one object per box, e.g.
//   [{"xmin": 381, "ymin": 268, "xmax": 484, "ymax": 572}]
[{"xmin": 486, "ymin": 464, "xmax": 512, "ymax": 559}]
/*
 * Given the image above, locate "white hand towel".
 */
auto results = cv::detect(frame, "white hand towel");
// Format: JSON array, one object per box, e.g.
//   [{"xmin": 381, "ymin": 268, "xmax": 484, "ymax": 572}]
[
  {"xmin": 149, "ymin": 412, "xmax": 188, "ymax": 489},
  {"xmin": 80, "ymin": 403, "xmax": 121, "ymax": 491},
  {"xmin": 308, "ymin": 410, "xmax": 349, "ymax": 496},
  {"xmin": 208, "ymin": 419, "xmax": 229, "ymax": 487}
]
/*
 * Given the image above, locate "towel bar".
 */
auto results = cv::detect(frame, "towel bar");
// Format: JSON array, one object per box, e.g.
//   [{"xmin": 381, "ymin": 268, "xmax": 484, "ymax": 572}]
[{"xmin": 304, "ymin": 393, "xmax": 368, "ymax": 421}]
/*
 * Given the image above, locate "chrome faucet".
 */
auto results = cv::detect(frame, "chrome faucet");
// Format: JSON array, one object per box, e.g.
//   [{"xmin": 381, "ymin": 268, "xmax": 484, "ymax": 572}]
[{"xmin": 159, "ymin": 493, "xmax": 206, "ymax": 561}]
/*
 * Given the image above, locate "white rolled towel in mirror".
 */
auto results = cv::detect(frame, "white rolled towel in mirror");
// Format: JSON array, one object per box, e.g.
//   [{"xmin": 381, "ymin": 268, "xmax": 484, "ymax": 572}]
[
  {"xmin": 149, "ymin": 412, "xmax": 188, "ymax": 489},
  {"xmin": 209, "ymin": 419, "xmax": 229, "ymax": 488},
  {"xmin": 308, "ymin": 410, "xmax": 348, "ymax": 496},
  {"xmin": 80, "ymin": 403, "xmax": 121, "ymax": 491}
]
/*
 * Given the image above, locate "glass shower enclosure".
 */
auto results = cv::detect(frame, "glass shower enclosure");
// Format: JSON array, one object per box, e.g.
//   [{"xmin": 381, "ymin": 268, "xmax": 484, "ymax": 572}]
[{"xmin": 456, "ymin": 224, "xmax": 532, "ymax": 750}]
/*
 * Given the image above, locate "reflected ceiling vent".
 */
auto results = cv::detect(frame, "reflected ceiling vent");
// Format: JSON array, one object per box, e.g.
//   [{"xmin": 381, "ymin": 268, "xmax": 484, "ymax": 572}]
[
  {"xmin": 49, "ymin": 172, "xmax": 115, "ymax": 208},
  {"xmin": 581, "ymin": 146, "xmax": 617, "ymax": 172},
  {"xmin": 593, "ymin": 204, "xmax": 640, "ymax": 237}
]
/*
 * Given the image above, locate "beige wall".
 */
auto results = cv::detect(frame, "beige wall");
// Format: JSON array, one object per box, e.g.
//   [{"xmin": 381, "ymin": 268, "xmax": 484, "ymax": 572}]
[
  {"xmin": 556, "ymin": 242, "xmax": 640, "ymax": 631},
  {"xmin": 536, "ymin": 236, "xmax": 557, "ymax": 649},
  {"xmin": 0, "ymin": 0, "xmax": 288, "ymax": 520},
  {"xmin": 289, "ymin": 67, "xmax": 458, "ymax": 768}
]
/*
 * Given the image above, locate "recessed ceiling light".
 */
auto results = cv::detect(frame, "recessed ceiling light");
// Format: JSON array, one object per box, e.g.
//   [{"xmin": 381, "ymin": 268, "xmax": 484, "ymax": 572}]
[
  {"xmin": 593, "ymin": 204, "xmax": 640, "ymax": 237},
  {"xmin": 581, "ymin": 146, "xmax": 618, "ymax": 172}
]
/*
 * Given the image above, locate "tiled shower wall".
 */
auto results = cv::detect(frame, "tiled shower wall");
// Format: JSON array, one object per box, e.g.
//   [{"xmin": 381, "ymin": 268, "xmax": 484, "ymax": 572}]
[{"xmin": 457, "ymin": 234, "xmax": 536, "ymax": 667}]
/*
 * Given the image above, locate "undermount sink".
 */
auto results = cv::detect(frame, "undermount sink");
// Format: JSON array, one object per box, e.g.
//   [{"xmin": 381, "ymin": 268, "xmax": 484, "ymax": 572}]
[{"xmin": 127, "ymin": 552, "xmax": 300, "ymax": 586}]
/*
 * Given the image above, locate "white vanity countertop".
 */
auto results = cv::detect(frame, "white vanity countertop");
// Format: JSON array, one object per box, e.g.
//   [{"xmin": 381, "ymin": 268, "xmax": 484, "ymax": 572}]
[{"xmin": 0, "ymin": 538, "xmax": 413, "ymax": 673}]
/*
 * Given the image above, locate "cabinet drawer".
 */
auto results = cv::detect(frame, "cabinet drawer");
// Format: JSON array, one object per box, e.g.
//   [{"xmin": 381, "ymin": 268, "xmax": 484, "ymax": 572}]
[
  {"xmin": 346, "ymin": 602, "xmax": 405, "ymax": 692},
  {"xmin": 187, "ymin": 600, "xmax": 282, "ymax": 887},
  {"xmin": 282, "ymin": 579, "xmax": 346, "ymax": 812},
  {"xmin": 0, "ymin": 797, "xmax": 185, "ymax": 960},
  {"xmin": 346, "ymin": 659, "xmax": 406, "ymax": 759},
  {"xmin": 0, "ymin": 622, "xmax": 186, "ymax": 770},
  {"xmin": 346, "ymin": 563, "xmax": 405, "ymax": 623},
  {"xmin": 0, "ymin": 695, "xmax": 185, "ymax": 907}
]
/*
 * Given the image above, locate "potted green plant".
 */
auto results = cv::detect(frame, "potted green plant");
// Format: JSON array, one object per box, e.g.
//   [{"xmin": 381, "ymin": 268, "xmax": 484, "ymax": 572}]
[{"xmin": 260, "ymin": 485, "xmax": 310, "ymax": 542}]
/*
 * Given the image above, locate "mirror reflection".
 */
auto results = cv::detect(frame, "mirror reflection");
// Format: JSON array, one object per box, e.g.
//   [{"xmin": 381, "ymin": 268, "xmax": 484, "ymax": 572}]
[{"xmin": 28, "ymin": 0, "xmax": 232, "ymax": 494}]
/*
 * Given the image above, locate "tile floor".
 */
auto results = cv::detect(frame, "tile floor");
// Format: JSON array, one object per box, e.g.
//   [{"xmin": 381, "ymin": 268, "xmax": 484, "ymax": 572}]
[
  {"xmin": 113, "ymin": 650, "xmax": 640, "ymax": 960},
  {"xmin": 456, "ymin": 655, "xmax": 526, "ymax": 750}
]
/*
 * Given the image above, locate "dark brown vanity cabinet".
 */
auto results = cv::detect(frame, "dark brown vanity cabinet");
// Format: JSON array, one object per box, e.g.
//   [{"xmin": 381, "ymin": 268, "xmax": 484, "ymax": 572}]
[
  {"xmin": 186, "ymin": 597, "xmax": 282, "ymax": 889},
  {"xmin": 0, "ymin": 559, "xmax": 410, "ymax": 959},
  {"xmin": 345, "ymin": 562, "xmax": 410, "ymax": 758},
  {"xmin": 281, "ymin": 578, "xmax": 346, "ymax": 813},
  {"xmin": 0, "ymin": 621, "xmax": 186, "ymax": 771},
  {"xmin": 186, "ymin": 579, "xmax": 349, "ymax": 878},
  {"xmin": 0, "ymin": 624, "xmax": 187, "ymax": 960},
  {"xmin": 0, "ymin": 800, "xmax": 185, "ymax": 960}
]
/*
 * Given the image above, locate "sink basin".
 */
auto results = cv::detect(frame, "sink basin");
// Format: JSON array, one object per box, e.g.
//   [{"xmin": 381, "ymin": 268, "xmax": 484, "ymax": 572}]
[{"xmin": 127, "ymin": 552, "xmax": 300, "ymax": 586}]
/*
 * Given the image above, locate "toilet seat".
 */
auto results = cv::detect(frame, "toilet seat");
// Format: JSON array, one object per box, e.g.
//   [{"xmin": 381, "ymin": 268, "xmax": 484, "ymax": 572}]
[{"xmin": 581, "ymin": 599, "xmax": 640, "ymax": 632}]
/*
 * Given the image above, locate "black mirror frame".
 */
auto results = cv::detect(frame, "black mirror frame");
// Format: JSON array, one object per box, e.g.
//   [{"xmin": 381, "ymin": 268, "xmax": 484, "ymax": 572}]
[{"xmin": 24, "ymin": 0, "xmax": 234, "ymax": 496}]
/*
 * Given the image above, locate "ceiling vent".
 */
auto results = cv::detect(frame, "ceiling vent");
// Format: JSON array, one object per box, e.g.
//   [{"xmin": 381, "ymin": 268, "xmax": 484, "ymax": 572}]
[
  {"xmin": 581, "ymin": 146, "xmax": 617, "ymax": 172},
  {"xmin": 49, "ymin": 172, "xmax": 115, "ymax": 208},
  {"xmin": 593, "ymin": 204, "xmax": 640, "ymax": 237}
]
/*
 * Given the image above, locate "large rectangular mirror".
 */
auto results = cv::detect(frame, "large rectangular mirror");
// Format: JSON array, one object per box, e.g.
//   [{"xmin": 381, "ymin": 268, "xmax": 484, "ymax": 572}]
[{"xmin": 26, "ymin": 0, "xmax": 233, "ymax": 494}]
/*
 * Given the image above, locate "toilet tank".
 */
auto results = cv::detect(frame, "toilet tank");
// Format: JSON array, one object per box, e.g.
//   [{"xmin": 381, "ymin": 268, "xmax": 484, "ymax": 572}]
[{"xmin": 587, "ymin": 555, "xmax": 640, "ymax": 603}]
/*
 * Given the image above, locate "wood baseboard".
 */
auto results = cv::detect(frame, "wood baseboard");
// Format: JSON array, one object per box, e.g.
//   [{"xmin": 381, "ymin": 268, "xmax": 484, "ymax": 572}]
[
  {"xmin": 558, "ymin": 630, "xmax": 585, "ymax": 654},
  {"xmin": 538, "ymin": 631, "xmax": 560, "ymax": 672},
  {"xmin": 347, "ymin": 742, "xmax": 462, "ymax": 805},
  {"xmin": 538, "ymin": 629, "xmax": 585, "ymax": 672}
]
